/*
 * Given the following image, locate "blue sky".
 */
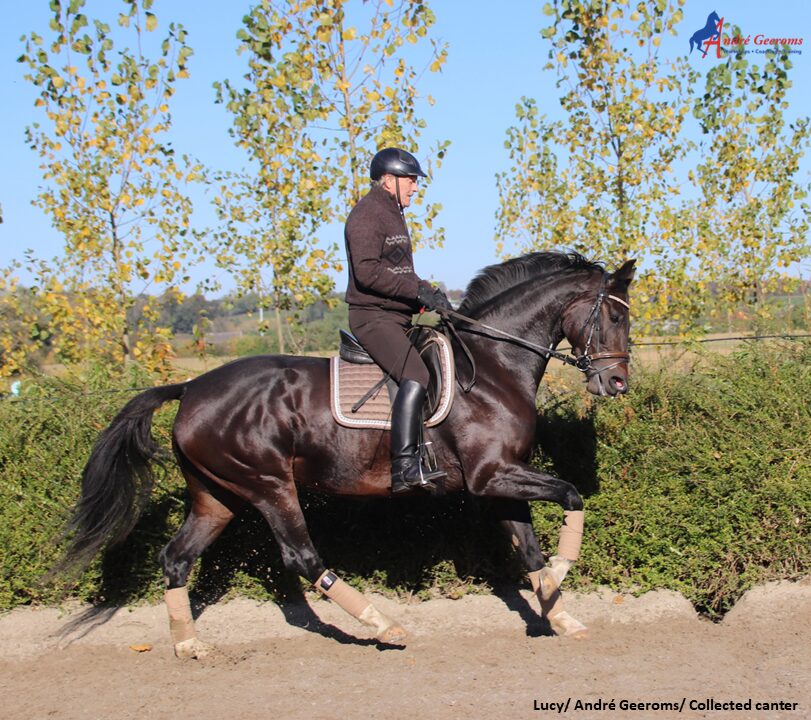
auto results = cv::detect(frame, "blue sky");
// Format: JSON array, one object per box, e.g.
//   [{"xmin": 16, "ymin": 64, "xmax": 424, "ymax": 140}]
[{"xmin": 2, "ymin": 0, "xmax": 810, "ymax": 294}]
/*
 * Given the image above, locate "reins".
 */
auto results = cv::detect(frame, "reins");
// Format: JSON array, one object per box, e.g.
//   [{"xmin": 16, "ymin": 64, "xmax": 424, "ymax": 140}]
[{"xmin": 437, "ymin": 278, "xmax": 631, "ymax": 391}]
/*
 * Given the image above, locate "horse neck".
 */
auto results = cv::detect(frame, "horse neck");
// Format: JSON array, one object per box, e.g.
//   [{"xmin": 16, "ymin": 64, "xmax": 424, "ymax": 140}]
[{"xmin": 460, "ymin": 272, "xmax": 596, "ymax": 392}]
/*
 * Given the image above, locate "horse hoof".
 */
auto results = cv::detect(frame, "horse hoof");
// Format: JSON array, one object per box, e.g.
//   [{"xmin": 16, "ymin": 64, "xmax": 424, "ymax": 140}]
[
  {"xmin": 173, "ymin": 637, "xmax": 214, "ymax": 659},
  {"xmin": 378, "ymin": 624, "xmax": 407, "ymax": 645},
  {"xmin": 549, "ymin": 611, "xmax": 589, "ymax": 639}
]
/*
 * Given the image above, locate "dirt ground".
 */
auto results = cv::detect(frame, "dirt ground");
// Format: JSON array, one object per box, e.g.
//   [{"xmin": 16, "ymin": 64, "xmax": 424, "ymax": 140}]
[{"xmin": 1, "ymin": 579, "xmax": 809, "ymax": 720}]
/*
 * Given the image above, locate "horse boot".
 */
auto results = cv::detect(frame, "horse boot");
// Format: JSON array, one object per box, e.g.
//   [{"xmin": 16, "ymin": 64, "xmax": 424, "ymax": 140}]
[{"xmin": 390, "ymin": 379, "xmax": 447, "ymax": 494}]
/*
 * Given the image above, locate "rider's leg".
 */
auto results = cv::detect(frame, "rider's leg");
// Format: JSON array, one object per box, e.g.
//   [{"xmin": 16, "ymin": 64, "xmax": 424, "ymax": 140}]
[
  {"xmin": 348, "ymin": 307, "xmax": 446, "ymax": 493},
  {"xmin": 389, "ymin": 378, "xmax": 446, "ymax": 493}
]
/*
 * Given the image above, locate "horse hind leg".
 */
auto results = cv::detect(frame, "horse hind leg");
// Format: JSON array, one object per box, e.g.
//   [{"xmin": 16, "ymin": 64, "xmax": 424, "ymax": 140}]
[
  {"xmin": 253, "ymin": 480, "xmax": 407, "ymax": 645},
  {"xmin": 160, "ymin": 473, "xmax": 242, "ymax": 659}
]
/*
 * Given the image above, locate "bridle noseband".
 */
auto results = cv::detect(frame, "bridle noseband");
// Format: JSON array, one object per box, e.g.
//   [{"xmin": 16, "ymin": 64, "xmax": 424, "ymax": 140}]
[{"xmin": 438, "ymin": 273, "xmax": 631, "ymax": 386}]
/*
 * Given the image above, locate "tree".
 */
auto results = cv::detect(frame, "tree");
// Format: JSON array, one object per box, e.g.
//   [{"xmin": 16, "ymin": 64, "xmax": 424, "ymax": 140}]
[
  {"xmin": 497, "ymin": 0, "xmax": 695, "ymax": 330},
  {"xmin": 14, "ymin": 0, "xmax": 204, "ymax": 375},
  {"xmin": 690, "ymin": 45, "xmax": 810, "ymax": 328},
  {"xmin": 211, "ymin": 0, "xmax": 448, "ymax": 350},
  {"xmin": 496, "ymin": 1, "xmax": 810, "ymax": 334}
]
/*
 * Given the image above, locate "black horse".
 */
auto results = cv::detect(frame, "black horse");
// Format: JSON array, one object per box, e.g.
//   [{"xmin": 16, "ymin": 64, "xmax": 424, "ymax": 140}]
[{"xmin": 59, "ymin": 252, "xmax": 635, "ymax": 657}]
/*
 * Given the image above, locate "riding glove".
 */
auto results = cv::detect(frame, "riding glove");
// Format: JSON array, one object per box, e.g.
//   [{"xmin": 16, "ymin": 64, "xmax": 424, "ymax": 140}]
[{"xmin": 417, "ymin": 282, "xmax": 453, "ymax": 312}]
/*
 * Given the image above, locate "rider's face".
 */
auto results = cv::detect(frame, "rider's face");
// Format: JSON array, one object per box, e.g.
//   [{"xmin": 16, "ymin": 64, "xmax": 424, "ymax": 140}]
[{"xmin": 382, "ymin": 174, "xmax": 419, "ymax": 206}]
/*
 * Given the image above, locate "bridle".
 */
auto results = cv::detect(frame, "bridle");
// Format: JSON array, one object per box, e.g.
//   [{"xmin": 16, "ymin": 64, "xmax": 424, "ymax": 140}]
[
  {"xmin": 573, "ymin": 273, "xmax": 631, "ymax": 374},
  {"xmin": 438, "ymin": 272, "xmax": 631, "ymax": 389}
]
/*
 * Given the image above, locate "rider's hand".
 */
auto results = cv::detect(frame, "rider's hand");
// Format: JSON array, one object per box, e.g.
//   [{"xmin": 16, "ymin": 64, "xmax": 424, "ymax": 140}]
[
  {"xmin": 429, "ymin": 288, "xmax": 453, "ymax": 313},
  {"xmin": 417, "ymin": 282, "xmax": 453, "ymax": 313}
]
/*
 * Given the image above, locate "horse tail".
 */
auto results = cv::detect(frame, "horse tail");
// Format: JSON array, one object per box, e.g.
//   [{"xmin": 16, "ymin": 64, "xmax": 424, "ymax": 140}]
[{"xmin": 52, "ymin": 382, "xmax": 187, "ymax": 576}]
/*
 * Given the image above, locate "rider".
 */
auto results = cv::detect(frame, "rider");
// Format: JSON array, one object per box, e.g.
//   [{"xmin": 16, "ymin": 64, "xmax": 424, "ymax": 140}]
[{"xmin": 344, "ymin": 147, "xmax": 453, "ymax": 494}]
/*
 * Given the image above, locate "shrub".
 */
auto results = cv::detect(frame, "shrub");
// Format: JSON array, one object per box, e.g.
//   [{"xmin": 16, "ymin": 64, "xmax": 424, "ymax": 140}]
[
  {"xmin": 0, "ymin": 342, "xmax": 807, "ymax": 617},
  {"xmin": 0, "ymin": 365, "xmax": 185, "ymax": 608}
]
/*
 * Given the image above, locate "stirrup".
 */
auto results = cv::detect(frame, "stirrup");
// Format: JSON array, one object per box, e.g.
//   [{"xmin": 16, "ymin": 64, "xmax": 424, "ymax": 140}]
[{"xmin": 391, "ymin": 456, "xmax": 446, "ymax": 494}]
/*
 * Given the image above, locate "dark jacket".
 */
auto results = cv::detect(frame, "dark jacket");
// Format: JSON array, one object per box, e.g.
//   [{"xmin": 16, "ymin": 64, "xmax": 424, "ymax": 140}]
[{"xmin": 344, "ymin": 184, "xmax": 426, "ymax": 313}]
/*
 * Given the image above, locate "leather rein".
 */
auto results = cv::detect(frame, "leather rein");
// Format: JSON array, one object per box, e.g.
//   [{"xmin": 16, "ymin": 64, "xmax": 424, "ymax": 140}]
[{"xmin": 437, "ymin": 274, "xmax": 631, "ymax": 391}]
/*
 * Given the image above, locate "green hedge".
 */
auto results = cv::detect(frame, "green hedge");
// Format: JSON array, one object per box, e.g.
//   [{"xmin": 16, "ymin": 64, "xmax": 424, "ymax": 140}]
[{"xmin": 0, "ymin": 342, "xmax": 808, "ymax": 617}]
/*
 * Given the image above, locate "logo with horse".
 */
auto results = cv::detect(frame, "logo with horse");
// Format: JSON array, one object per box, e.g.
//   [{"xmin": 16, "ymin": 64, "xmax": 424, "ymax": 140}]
[
  {"xmin": 689, "ymin": 10, "xmax": 726, "ymax": 58},
  {"xmin": 689, "ymin": 10, "xmax": 804, "ymax": 59}
]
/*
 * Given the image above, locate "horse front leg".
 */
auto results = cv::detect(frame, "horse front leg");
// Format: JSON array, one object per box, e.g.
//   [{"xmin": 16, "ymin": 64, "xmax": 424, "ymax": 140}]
[{"xmin": 472, "ymin": 466, "xmax": 588, "ymax": 637}]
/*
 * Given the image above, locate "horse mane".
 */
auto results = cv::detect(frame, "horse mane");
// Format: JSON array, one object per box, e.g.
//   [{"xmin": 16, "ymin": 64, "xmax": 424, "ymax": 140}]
[{"xmin": 458, "ymin": 251, "xmax": 603, "ymax": 315}]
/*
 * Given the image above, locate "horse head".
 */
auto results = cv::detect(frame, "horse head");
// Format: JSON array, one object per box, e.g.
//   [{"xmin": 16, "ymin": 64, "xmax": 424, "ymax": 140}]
[
  {"xmin": 708, "ymin": 10, "xmax": 720, "ymax": 27},
  {"xmin": 561, "ymin": 259, "xmax": 635, "ymax": 397}
]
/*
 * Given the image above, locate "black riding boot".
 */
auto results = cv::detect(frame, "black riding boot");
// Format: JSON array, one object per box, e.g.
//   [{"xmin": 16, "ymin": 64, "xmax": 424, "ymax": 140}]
[{"xmin": 390, "ymin": 379, "xmax": 447, "ymax": 494}]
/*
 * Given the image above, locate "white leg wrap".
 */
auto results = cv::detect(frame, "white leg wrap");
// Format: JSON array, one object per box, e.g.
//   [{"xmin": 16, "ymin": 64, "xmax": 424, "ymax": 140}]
[
  {"xmin": 165, "ymin": 586, "xmax": 196, "ymax": 644},
  {"xmin": 165, "ymin": 586, "xmax": 212, "ymax": 658},
  {"xmin": 557, "ymin": 510, "xmax": 584, "ymax": 562},
  {"xmin": 315, "ymin": 570, "xmax": 407, "ymax": 644}
]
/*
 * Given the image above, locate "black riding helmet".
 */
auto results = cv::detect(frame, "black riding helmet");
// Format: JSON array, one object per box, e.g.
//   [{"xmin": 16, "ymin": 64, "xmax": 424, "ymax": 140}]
[{"xmin": 369, "ymin": 148, "xmax": 427, "ymax": 181}]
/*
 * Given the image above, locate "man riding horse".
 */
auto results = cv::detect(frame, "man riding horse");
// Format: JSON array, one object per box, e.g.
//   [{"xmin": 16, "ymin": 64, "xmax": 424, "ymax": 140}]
[
  {"xmin": 344, "ymin": 147, "xmax": 453, "ymax": 494},
  {"xmin": 53, "ymin": 145, "xmax": 636, "ymax": 655}
]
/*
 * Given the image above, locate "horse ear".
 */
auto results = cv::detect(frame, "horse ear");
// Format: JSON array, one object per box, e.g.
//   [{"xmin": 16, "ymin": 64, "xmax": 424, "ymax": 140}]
[{"xmin": 610, "ymin": 259, "xmax": 636, "ymax": 290}]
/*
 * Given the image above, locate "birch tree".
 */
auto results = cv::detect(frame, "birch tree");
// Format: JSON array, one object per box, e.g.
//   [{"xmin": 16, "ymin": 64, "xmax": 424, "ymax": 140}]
[
  {"xmin": 496, "ymin": 0, "xmax": 697, "ymax": 330},
  {"xmin": 212, "ymin": 0, "xmax": 448, "ymax": 348},
  {"xmin": 14, "ymin": 0, "xmax": 204, "ymax": 373},
  {"xmin": 690, "ymin": 47, "xmax": 810, "ymax": 328}
]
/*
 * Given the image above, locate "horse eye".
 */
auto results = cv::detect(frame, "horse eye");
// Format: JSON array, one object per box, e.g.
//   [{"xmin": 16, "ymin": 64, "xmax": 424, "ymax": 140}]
[{"xmin": 610, "ymin": 314, "xmax": 620, "ymax": 324}]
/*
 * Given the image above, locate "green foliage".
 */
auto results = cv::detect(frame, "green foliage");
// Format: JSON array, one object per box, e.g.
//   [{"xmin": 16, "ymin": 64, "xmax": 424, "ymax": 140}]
[
  {"xmin": 0, "ymin": 364, "xmax": 185, "ymax": 608},
  {"xmin": 1, "ymin": 343, "xmax": 808, "ymax": 617},
  {"xmin": 690, "ymin": 45, "xmax": 810, "ymax": 324},
  {"xmin": 497, "ymin": 0, "xmax": 696, "ymax": 332}
]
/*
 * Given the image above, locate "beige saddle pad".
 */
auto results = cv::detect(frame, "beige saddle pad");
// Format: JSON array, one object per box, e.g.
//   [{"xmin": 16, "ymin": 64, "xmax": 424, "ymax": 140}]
[{"xmin": 329, "ymin": 333, "xmax": 455, "ymax": 430}]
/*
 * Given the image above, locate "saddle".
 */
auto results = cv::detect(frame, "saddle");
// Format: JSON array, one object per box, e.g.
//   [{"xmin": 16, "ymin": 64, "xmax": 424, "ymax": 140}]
[{"xmin": 330, "ymin": 327, "xmax": 455, "ymax": 429}]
